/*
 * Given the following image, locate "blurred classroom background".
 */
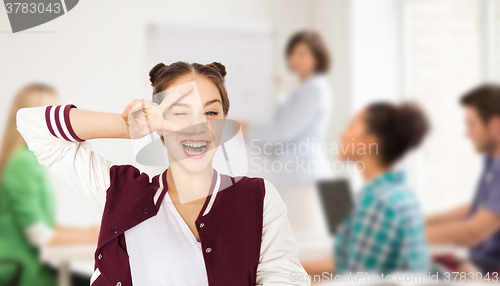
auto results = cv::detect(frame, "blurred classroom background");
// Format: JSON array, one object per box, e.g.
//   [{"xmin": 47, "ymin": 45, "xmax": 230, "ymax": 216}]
[{"xmin": 1, "ymin": 0, "xmax": 500, "ymax": 285}]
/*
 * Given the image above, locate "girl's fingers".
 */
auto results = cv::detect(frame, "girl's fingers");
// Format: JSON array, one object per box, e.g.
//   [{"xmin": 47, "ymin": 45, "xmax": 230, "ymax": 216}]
[
  {"xmin": 127, "ymin": 100, "xmax": 157, "ymax": 122},
  {"xmin": 129, "ymin": 100, "xmax": 149, "ymax": 115},
  {"xmin": 122, "ymin": 99, "xmax": 139, "ymax": 122},
  {"xmin": 123, "ymin": 99, "xmax": 158, "ymax": 117},
  {"xmin": 158, "ymin": 84, "xmax": 193, "ymax": 112},
  {"xmin": 134, "ymin": 118, "xmax": 149, "ymax": 127},
  {"xmin": 123, "ymin": 91, "xmax": 194, "ymax": 136},
  {"xmin": 122, "ymin": 99, "xmax": 145, "ymax": 125},
  {"xmin": 122, "ymin": 99, "xmax": 143, "ymax": 117},
  {"xmin": 123, "ymin": 99, "xmax": 154, "ymax": 131}
]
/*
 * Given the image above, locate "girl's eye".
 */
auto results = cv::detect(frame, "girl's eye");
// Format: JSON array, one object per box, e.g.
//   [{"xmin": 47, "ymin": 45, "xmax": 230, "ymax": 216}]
[
  {"xmin": 174, "ymin": 113, "xmax": 187, "ymax": 116},
  {"xmin": 205, "ymin": 111, "xmax": 219, "ymax": 116}
]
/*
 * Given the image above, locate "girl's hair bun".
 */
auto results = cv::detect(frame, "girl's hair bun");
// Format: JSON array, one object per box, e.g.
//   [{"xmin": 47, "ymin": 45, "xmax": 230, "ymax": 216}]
[
  {"xmin": 149, "ymin": 63, "xmax": 168, "ymax": 86},
  {"xmin": 394, "ymin": 103, "xmax": 429, "ymax": 149},
  {"xmin": 366, "ymin": 102, "xmax": 429, "ymax": 165},
  {"xmin": 207, "ymin": 62, "xmax": 227, "ymax": 77}
]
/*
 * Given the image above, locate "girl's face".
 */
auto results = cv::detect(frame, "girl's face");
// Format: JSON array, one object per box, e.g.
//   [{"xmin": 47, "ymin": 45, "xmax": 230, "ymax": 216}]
[
  {"xmin": 287, "ymin": 42, "xmax": 317, "ymax": 79},
  {"xmin": 38, "ymin": 92, "xmax": 60, "ymax": 106},
  {"xmin": 161, "ymin": 75, "xmax": 225, "ymax": 174},
  {"xmin": 339, "ymin": 109, "xmax": 377, "ymax": 162}
]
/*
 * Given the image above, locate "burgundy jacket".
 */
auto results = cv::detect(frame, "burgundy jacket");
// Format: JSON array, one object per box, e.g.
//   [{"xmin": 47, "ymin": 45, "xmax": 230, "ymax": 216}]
[{"xmin": 91, "ymin": 165, "xmax": 265, "ymax": 286}]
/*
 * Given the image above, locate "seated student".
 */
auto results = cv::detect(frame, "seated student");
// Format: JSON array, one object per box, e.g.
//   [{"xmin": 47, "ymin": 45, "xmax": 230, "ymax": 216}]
[
  {"xmin": 303, "ymin": 102, "xmax": 430, "ymax": 276},
  {"xmin": 0, "ymin": 84, "xmax": 99, "ymax": 286},
  {"xmin": 426, "ymin": 84, "xmax": 500, "ymax": 275}
]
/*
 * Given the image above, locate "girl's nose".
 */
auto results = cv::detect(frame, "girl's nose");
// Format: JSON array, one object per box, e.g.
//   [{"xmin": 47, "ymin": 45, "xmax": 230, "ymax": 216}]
[
  {"xmin": 191, "ymin": 121, "xmax": 209, "ymax": 134},
  {"xmin": 182, "ymin": 114, "xmax": 208, "ymax": 134}
]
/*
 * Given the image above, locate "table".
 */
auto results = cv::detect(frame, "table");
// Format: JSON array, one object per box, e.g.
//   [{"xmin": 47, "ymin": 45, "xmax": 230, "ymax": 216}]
[{"xmin": 40, "ymin": 244, "xmax": 96, "ymax": 286}]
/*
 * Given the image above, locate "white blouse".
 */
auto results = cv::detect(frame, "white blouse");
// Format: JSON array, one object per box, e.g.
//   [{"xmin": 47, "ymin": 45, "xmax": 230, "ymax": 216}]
[
  {"xmin": 16, "ymin": 105, "xmax": 310, "ymax": 286},
  {"xmin": 125, "ymin": 176, "xmax": 209, "ymax": 286}
]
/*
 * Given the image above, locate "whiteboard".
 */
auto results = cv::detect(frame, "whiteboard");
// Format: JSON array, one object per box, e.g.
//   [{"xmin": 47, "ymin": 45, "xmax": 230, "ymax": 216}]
[{"xmin": 146, "ymin": 22, "xmax": 275, "ymax": 122}]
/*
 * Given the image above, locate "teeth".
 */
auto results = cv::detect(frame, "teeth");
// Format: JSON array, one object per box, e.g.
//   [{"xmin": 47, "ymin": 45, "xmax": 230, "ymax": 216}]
[
  {"xmin": 185, "ymin": 146, "xmax": 206, "ymax": 156},
  {"xmin": 182, "ymin": 141, "xmax": 207, "ymax": 148},
  {"xmin": 181, "ymin": 141, "xmax": 208, "ymax": 156}
]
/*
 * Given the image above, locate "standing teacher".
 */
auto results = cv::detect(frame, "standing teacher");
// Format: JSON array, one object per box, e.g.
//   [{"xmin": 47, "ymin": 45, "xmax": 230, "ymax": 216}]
[{"xmin": 248, "ymin": 30, "xmax": 332, "ymax": 245}]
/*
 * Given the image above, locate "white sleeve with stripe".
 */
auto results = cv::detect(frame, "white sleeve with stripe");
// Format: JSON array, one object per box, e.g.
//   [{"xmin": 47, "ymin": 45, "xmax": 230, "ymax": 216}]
[
  {"xmin": 16, "ymin": 104, "xmax": 113, "ymax": 213},
  {"xmin": 256, "ymin": 180, "xmax": 311, "ymax": 286}
]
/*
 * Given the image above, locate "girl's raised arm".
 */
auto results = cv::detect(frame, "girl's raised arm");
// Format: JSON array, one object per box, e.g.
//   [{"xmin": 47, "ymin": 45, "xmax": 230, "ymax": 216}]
[
  {"xmin": 16, "ymin": 86, "xmax": 192, "ymax": 211},
  {"xmin": 68, "ymin": 108, "xmax": 130, "ymax": 140},
  {"xmin": 69, "ymin": 84, "xmax": 193, "ymax": 140},
  {"xmin": 16, "ymin": 105, "xmax": 114, "ymax": 212}
]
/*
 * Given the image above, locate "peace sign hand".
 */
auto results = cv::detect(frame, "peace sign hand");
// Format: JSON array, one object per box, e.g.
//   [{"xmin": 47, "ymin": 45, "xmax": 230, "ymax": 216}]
[{"xmin": 121, "ymin": 84, "xmax": 193, "ymax": 139}]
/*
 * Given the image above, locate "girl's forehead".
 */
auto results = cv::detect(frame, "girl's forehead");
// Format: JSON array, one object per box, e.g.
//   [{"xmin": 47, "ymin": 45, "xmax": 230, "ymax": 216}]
[
  {"xmin": 159, "ymin": 79, "xmax": 221, "ymax": 106},
  {"xmin": 170, "ymin": 75, "xmax": 219, "ymax": 94}
]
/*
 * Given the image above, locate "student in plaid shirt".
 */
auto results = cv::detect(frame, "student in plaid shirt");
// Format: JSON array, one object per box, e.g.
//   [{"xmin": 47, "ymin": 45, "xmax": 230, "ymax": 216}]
[
  {"xmin": 334, "ymin": 170, "xmax": 429, "ymax": 273},
  {"xmin": 303, "ymin": 102, "xmax": 430, "ymax": 276}
]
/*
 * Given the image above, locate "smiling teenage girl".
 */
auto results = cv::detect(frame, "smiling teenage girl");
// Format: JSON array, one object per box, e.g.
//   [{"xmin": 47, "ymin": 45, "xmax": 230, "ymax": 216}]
[{"xmin": 16, "ymin": 62, "xmax": 308, "ymax": 286}]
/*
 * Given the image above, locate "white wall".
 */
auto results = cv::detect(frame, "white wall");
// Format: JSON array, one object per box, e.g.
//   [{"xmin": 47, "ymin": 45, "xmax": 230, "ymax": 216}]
[
  {"xmin": 409, "ymin": 0, "xmax": 485, "ymax": 213},
  {"xmin": 350, "ymin": 0, "xmax": 402, "ymax": 110}
]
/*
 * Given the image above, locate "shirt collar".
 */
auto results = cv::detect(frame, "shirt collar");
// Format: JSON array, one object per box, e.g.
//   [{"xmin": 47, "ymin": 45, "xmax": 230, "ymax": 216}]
[
  {"xmin": 156, "ymin": 168, "xmax": 220, "ymax": 216},
  {"xmin": 485, "ymin": 155, "xmax": 500, "ymax": 173},
  {"xmin": 202, "ymin": 170, "xmax": 220, "ymax": 216},
  {"xmin": 363, "ymin": 170, "xmax": 406, "ymax": 193}
]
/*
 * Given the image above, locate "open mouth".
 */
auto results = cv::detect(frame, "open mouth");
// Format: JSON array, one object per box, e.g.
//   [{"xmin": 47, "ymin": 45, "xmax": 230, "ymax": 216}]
[{"xmin": 180, "ymin": 140, "xmax": 210, "ymax": 159}]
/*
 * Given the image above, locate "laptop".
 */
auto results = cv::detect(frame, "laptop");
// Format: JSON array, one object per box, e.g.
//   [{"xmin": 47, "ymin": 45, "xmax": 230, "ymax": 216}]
[{"xmin": 317, "ymin": 179, "xmax": 354, "ymax": 235}]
